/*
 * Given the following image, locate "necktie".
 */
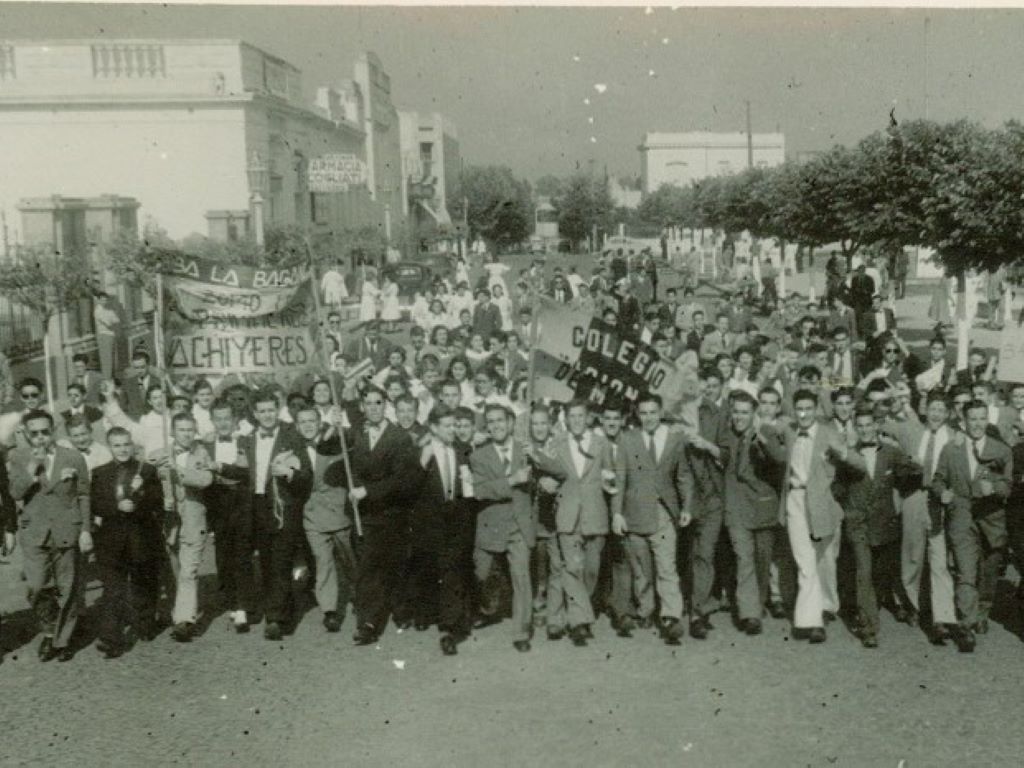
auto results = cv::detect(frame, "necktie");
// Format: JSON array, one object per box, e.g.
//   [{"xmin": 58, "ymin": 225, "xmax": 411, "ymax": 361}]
[
  {"xmin": 922, "ymin": 430, "xmax": 936, "ymax": 485},
  {"xmin": 500, "ymin": 447, "xmax": 512, "ymax": 474},
  {"xmin": 797, "ymin": 429, "xmax": 810, "ymax": 439},
  {"xmin": 437, "ymin": 446, "xmax": 451, "ymax": 500},
  {"xmin": 646, "ymin": 432, "xmax": 659, "ymax": 464},
  {"xmin": 574, "ymin": 433, "xmax": 593, "ymax": 460},
  {"xmin": 259, "ymin": 430, "xmax": 275, "ymax": 439}
]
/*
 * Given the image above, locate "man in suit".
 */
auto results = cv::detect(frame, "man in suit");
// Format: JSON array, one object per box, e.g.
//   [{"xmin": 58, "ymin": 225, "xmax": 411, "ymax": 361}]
[
  {"xmin": 69, "ymin": 353, "xmax": 104, "ymax": 406},
  {"xmin": 859, "ymin": 294, "xmax": 897, "ymax": 340},
  {"xmin": 242, "ymin": 388, "xmax": 313, "ymax": 641},
  {"xmin": 525, "ymin": 404, "xmax": 560, "ymax": 632},
  {"xmin": 294, "ymin": 405, "xmax": 355, "ymax": 634},
  {"xmin": 849, "ymin": 264, "xmax": 875, "ymax": 316},
  {"xmin": 838, "ymin": 405, "xmax": 919, "ymax": 648},
  {"xmin": 471, "ymin": 403, "xmax": 535, "ymax": 652},
  {"xmin": 150, "ymin": 412, "xmax": 215, "ymax": 643},
  {"xmin": 761, "ymin": 388, "xmax": 863, "ymax": 643},
  {"xmin": 682, "ymin": 373, "xmax": 729, "ymax": 639},
  {"xmin": 827, "ymin": 328, "xmax": 862, "ymax": 388},
  {"xmin": 472, "ymin": 287, "xmax": 503, "ymax": 340},
  {"xmin": 59, "ymin": 415, "xmax": 112, "ymax": 475},
  {"xmin": 700, "ymin": 313, "xmax": 736, "ymax": 362},
  {"xmin": 548, "ymin": 273, "xmax": 574, "ymax": 304},
  {"xmin": 0, "ymin": 446, "xmax": 16, "ymax": 663},
  {"xmin": 7, "ymin": 409, "xmax": 92, "ymax": 662},
  {"xmin": 119, "ymin": 349, "xmax": 163, "ymax": 419},
  {"xmin": 884, "ymin": 391, "xmax": 957, "ymax": 643},
  {"xmin": 330, "ymin": 386, "xmax": 418, "ymax": 646},
  {"xmin": 971, "ymin": 380, "xmax": 1018, "ymax": 447},
  {"xmin": 90, "ymin": 426, "xmax": 164, "ymax": 657},
  {"xmin": 718, "ymin": 392, "xmax": 786, "ymax": 636},
  {"xmin": 827, "ymin": 291, "xmax": 858, "ymax": 343},
  {"xmin": 528, "ymin": 400, "xmax": 612, "ymax": 646},
  {"xmin": 343, "ymin": 320, "xmax": 395, "ymax": 371},
  {"xmin": 204, "ymin": 398, "xmax": 255, "ymax": 633},
  {"xmin": 931, "ymin": 398, "xmax": 1013, "ymax": 652},
  {"xmin": 610, "ymin": 393, "xmax": 693, "ymax": 645},
  {"xmin": 685, "ymin": 309, "xmax": 706, "ymax": 354},
  {"xmin": 60, "ymin": 382, "xmax": 104, "ymax": 433},
  {"xmin": 417, "ymin": 405, "xmax": 475, "ymax": 655}
]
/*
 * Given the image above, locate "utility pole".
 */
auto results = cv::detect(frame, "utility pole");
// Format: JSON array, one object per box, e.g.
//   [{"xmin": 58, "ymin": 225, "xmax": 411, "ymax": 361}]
[
  {"xmin": 745, "ymin": 100, "xmax": 754, "ymax": 169},
  {"xmin": 923, "ymin": 16, "xmax": 930, "ymax": 119}
]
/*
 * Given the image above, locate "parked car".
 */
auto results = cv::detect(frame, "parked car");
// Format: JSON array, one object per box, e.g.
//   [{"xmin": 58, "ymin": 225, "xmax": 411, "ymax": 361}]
[{"xmin": 383, "ymin": 261, "xmax": 434, "ymax": 301}]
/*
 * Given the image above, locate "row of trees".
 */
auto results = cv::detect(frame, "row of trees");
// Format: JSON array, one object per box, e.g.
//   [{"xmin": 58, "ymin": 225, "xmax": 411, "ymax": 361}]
[{"xmin": 636, "ymin": 119, "xmax": 1024, "ymax": 277}]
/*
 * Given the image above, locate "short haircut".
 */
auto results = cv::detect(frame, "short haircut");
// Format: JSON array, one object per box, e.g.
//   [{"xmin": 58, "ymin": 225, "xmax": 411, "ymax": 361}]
[
  {"xmin": 453, "ymin": 406, "xmax": 476, "ymax": 422},
  {"xmin": 792, "ymin": 388, "xmax": 819, "ymax": 407},
  {"xmin": 565, "ymin": 399, "xmax": 590, "ymax": 416},
  {"xmin": 171, "ymin": 412, "xmax": 196, "ymax": 428},
  {"xmin": 106, "ymin": 426, "xmax": 131, "ymax": 443},
  {"xmin": 797, "ymin": 365, "xmax": 821, "ymax": 382},
  {"xmin": 428, "ymin": 404, "xmax": 454, "ymax": 424},
  {"xmin": 210, "ymin": 397, "xmax": 235, "ymax": 416},
  {"xmin": 483, "ymin": 403, "xmax": 514, "ymax": 420},
  {"xmin": 22, "ymin": 409, "xmax": 54, "ymax": 428},
  {"xmin": 757, "ymin": 386, "xmax": 781, "ymax": 402},
  {"xmin": 729, "ymin": 391, "xmax": 757, "ymax": 409},
  {"xmin": 636, "ymin": 392, "xmax": 663, "ymax": 409},
  {"xmin": 145, "ymin": 383, "xmax": 165, "ymax": 401},
  {"xmin": 361, "ymin": 384, "xmax": 386, "ymax": 401},
  {"xmin": 410, "ymin": 325, "xmax": 425, "ymax": 338},
  {"xmin": 18, "ymin": 377, "xmax": 43, "ymax": 393},
  {"xmin": 193, "ymin": 379, "xmax": 213, "ymax": 394},
  {"xmin": 700, "ymin": 367, "xmax": 723, "ymax": 383},
  {"xmin": 830, "ymin": 386, "xmax": 856, "ymax": 403},
  {"xmin": 395, "ymin": 394, "xmax": 418, "ymax": 410},
  {"xmin": 131, "ymin": 349, "xmax": 151, "ymax": 363},
  {"xmin": 854, "ymin": 402, "xmax": 876, "ymax": 420},
  {"xmin": 925, "ymin": 390, "xmax": 950, "ymax": 408},
  {"xmin": 65, "ymin": 414, "xmax": 91, "ymax": 433},
  {"xmin": 964, "ymin": 398, "xmax": 989, "ymax": 417},
  {"xmin": 67, "ymin": 382, "xmax": 86, "ymax": 396},
  {"xmin": 252, "ymin": 388, "xmax": 280, "ymax": 408}
]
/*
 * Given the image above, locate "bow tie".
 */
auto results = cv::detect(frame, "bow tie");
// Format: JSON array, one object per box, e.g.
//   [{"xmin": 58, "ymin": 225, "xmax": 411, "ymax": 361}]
[
  {"xmin": 797, "ymin": 429, "xmax": 811, "ymax": 438},
  {"xmin": 258, "ymin": 430, "xmax": 276, "ymax": 439},
  {"xmin": 217, "ymin": 436, "xmax": 234, "ymax": 443},
  {"xmin": 859, "ymin": 442, "xmax": 878, "ymax": 449}
]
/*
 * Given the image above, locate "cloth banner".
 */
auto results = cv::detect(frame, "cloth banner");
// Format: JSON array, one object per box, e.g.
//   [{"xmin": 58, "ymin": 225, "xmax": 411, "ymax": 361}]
[
  {"xmin": 997, "ymin": 327, "xmax": 1024, "ymax": 384},
  {"xmin": 530, "ymin": 296, "xmax": 669, "ymax": 408},
  {"xmin": 162, "ymin": 253, "xmax": 309, "ymax": 320}
]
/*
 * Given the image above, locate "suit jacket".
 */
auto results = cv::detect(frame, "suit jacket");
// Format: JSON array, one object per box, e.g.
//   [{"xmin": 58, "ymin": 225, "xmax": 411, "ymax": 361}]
[
  {"xmin": 719, "ymin": 427, "xmax": 784, "ymax": 531},
  {"xmin": 410, "ymin": 443, "xmax": 467, "ymax": 552},
  {"xmin": 7, "ymin": 445, "xmax": 91, "ymax": 547},
  {"xmin": 326, "ymin": 421, "xmax": 417, "ymax": 520},
  {"xmin": 836, "ymin": 444, "xmax": 920, "ymax": 546},
  {"xmin": 342, "ymin": 336, "xmax": 394, "ymax": 371},
  {"xmin": 149, "ymin": 443, "xmax": 215, "ymax": 517},
  {"xmin": 687, "ymin": 401, "xmax": 727, "ymax": 520},
  {"xmin": 90, "ymin": 459, "xmax": 163, "ymax": 524},
  {"xmin": 531, "ymin": 432, "xmax": 612, "ymax": 536},
  {"xmin": 610, "ymin": 428, "xmax": 694, "ymax": 536},
  {"xmin": 858, "ymin": 307, "xmax": 897, "ymax": 338},
  {"xmin": 827, "ymin": 308, "xmax": 858, "ymax": 341},
  {"xmin": 119, "ymin": 366, "xmax": 164, "ymax": 419},
  {"xmin": 0, "ymin": 450, "xmax": 16, "ymax": 534},
  {"xmin": 931, "ymin": 436, "xmax": 1012, "ymax": 549},
  {"xmin": 61, "ymin": 404, "xmax": 104, "ymax": 428},
  {"xmin": 301, "ymin": 437, "xmax": 350, "ymax": 533},
  {"xmin": 826, "ymin": 348, "xmax": 862, "ymax": 387},
  {"xmin": 471, "ymin": 303, "xmax": 503, "ymax": 339},
  {"xmin": 849, "ymin": 274, "xmax": 876, "ymax": 311},
  {"xmin": 471, "ymin": 441, "xmax": 535, "ymax": 550},
  {"xmin": 239, "ymin": 424, "xmax": 312, "ymax": 527},
  {"xmin": 762, "ymin": 422, "xmax": 863, "ymax": 540},
  {"xmin": 202, "ymin": 435, "xmax": 251, "ymax": 520}
]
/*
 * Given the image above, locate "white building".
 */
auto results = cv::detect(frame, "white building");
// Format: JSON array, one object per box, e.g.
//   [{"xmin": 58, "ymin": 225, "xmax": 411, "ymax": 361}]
[
  {"xmin": 399, "ymin": 110, "xmax": 460, "ymax": 251},
  {"xmin": 639, "ymin": 131, "xmax": 786, "ymax": 194}
]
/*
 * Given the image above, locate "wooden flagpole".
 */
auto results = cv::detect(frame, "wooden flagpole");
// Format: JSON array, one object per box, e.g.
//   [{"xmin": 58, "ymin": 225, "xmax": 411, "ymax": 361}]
[
  {"xmin": 154, "ymin": 272, "xmax": 180, "ymax": 574},
  {"xmin": 306, "ymin": 239, "xmax": 363, "ymax": 537}
]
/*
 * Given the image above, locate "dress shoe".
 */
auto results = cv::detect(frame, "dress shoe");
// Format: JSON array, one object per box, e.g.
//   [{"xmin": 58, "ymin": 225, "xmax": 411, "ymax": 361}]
[
  {"xmin": 582, "ymin": 625, "xmax": 594, "ymax": 640},
  {"xmin": 822, "ymin": 611, "xmax": 837, "ymax": 625},
  {"xmin": 861, "ymin": 634, "xmax": 879, "ymax": 649},
  {"xmin": 808, "ymin": 627, "xmax": 827, "ymax": 644},
  {"xmin": 57, "ymin": 647, "xmax": 75, "ymax": 663},
  {"xmin": 954, "ymin": 627, "xmax": 976, "ymax": 653},
  {"xmin": 96, "ymin": 640, "xmax": 123, "ymax": 659},
  {"xmin": 38, "ymin": 636, "xmax": 57, "ymax": 662},
  {"xmin": 512, "ymin": 639, "xmax": 531, "ymax": 653},
  {"xmin": 569, "ymin": 626, "xmax": 589, "ymax": 647},
  {"xmin": 263, "ymin": 622, "xmax": 283, "ymax": 642},
  {"xmin": 636, "ymin": 616, "xmax": 654, "ymax": 630},
  {"xmin": 613, "ymin": 615, "xmax": 635, "ymax": 638},
  {"xmin": 689, "ymin": 618, "xmax": 708, "ymax": 640},
  {"xmin": 394, "ymin": 618, "xmax": 413, "ymax": 631},
  {"xmin": 473, "ymin": 614, "xmax": 501, "ymax": 630},
  {"xmin": 929, "ymin": 623, "xmax": 950, "ymax": 645},
  {"xmin": 741, "ymin": 618, "xmax": 763, "ymax": 636},
  {"xmin": 414, "ymin": 620, "xmax": 431, "ymax": 632},
  {"xmin": 323, "ymin": 612, "xmax": 342, "ymax": 633},
  {"xmin": 170, "ymin": 622, "xmax": 194, "ymax": 643},
  {"xmin": 546, "ymin": 627, "xmax": 565, "ymax": 641},
  {"xmin": 973, "ymin": 619, "xmax": 989, "ymax": 635},
  {"xmin": 662, "ymin": 618, "xmax": 684, "ymax": 646},
  {"xmin": 892, "ymin": 606, "xmax": 913, "ymax": 625},
  {"xmin": 352, "ymin": 623, "xmax": 377, "ymax": 646},
  {"xmin": 767, "ymin": 602, "xmax": 786, "ymax": 620},
  {"xmin": 440, "ymin": 634, "xmax": 458, "ymax": 656}
]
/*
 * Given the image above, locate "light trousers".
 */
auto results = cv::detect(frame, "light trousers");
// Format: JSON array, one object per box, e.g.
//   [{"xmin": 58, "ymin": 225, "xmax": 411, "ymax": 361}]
[
  {"xmin": 172, "ymin": 505, "xmax": 209, "ymax": 625},
  {"xmin": 305, "ymin": 527, "xmax": 356, "ymax": 616},
  {"xmin": 547, "ymin": 532, "xmax": 603, "ymax": 630},
  {"xmin": 474, "ymin": 530, "xmax": 532, "ymax": 641},
  {"xmin": 786, "ymin": 491, "xmax": 839, "ymax": 629},
  {"xmin": 626, "ymin": 506, "xmax": 683, "ymax": 621}
]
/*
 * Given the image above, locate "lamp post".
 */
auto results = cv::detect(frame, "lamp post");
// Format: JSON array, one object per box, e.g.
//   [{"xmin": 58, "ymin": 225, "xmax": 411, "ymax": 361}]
[{"xmin": 246, "ymin": 150, "xmax": 268, "ymax": 248}]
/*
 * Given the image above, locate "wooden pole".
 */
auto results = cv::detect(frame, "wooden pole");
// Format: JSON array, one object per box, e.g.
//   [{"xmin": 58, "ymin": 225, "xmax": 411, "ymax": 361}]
[
  {"xmin": 525, "ymin": 297, "xmax": 541, "ymax": 408},
  {"xmin": 42, "ymin": 321, "xmax": 55, "ymax": 415},
  {"xmin": 154, "ymin": 272, "xmax": 180, "ymax": 574},
  {"xmin": 306, "ymin": 239, "xmax": 363, "ymax": 537}
]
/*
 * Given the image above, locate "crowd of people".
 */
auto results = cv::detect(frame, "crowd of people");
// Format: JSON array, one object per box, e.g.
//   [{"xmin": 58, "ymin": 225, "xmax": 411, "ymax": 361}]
[{"xmin": 0, "ymin": 249, "xmax": 1022, "ymax": 666}]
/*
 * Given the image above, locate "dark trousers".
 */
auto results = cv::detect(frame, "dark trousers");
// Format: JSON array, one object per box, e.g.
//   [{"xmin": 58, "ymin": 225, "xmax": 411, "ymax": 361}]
[
  {"xmin": 1008, "ymin": 492, "xmax": 1024, "ymax": 586},
  {"xmin": 400, "ymin": 548, "xmax": 440, "ymax": 626},
  {"xmin": 251, "ymin": 495, "xmax": 303, "ymax": 626},
  {"xmin": 845, "ymin": 523, "xmax": 904, "ymax": 636},
  {"xmin": 94, "ymin": 517, "xmax": 161, "ymax": 645},
  {"xmin": 728, "ymin": 525, "xmax": 776, "ymax": 621},
  {"xmin": 208, "ymin": 497, "xmax": 255, "ymax": 614},
  {"xmin": 353, "ymin": 511, "xmax": 408, "ymax": 632},
  {"xmin": 597, "ymin": 533, "xmax": 634, "ymax": 621},
  {"xmin": 437, "ymin": 508, "xmax": 478, "ymax": 636},
  {"xmin": 687, "ymin": 506, "xmax": 724, "ymax": 618},
  {"xmin": 947, "ymin": 509, "xmax": 1006, "ymax": 628}
]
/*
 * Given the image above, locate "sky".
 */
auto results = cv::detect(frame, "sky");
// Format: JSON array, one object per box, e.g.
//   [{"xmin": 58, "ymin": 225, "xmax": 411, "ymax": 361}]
[{"xmin": 4, "ymin": 4, "xmax": 1024, "ymax": 183}]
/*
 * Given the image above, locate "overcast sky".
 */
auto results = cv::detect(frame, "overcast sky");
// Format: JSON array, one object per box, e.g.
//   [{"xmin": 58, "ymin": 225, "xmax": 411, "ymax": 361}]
[{"xmin": 5, "ymin": 4, "xmax": 1024, "ymax": 182}]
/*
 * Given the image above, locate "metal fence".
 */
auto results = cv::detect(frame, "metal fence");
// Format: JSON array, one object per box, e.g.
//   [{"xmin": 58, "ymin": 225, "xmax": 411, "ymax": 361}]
[{"xmin": 0, "ymin": 295, "xmax": 42, "ymax": 361}]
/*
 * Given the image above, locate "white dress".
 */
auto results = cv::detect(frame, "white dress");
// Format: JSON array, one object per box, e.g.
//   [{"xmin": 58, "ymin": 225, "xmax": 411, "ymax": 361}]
[
  {"xmin": 380, "ymin": 281, "xmax": 401, "ymax": 322},
  {"xmin": 410, "ymin": 295, "xmax": 431, "ymax": 329},
  {"xmin": 484, "ymin": 262, "xmax": 511, "ymax": 294},
  {"xmin": 321, "ymin": 269, "xmax": 349, "ymax": 305},
  {"xmin": 359, "ymin": 280, "xmax": 380, "ymax": 322},
  {"xmin": 455, "ymin": 261, "xmax": 471, "ymax": 288},
  {"xmin": 493, "ymin": 294, "xmax": 514, "ymax": 331}
]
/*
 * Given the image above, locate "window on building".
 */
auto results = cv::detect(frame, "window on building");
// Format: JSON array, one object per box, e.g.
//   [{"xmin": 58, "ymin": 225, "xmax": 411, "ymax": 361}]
[
  {"xmin": 268, "ymin": 176, "xmax": 283, "ymax": 223},
  {"xmin": 419, "ymin": 142, "xmax": 433, "ymax": 179},
  {"xmin": 0, "ymin": 46, "xmax": 15, "ymax": 81},
  {"xmin": 91, "ymin": 44, "xmax": 166, "ymax": 78}
]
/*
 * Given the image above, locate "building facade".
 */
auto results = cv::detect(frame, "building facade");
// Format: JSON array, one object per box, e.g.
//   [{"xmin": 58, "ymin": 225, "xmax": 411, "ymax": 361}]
[
  {"xmin": 399, "ymin": 110, "xmax": 461, "ymax": 252},
  {"xmin": 639, "ymin": 131, "xmax": 786, "ymax": 193}
]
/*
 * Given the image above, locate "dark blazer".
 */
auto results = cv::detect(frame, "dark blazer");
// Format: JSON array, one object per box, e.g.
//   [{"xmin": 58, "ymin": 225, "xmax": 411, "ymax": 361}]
[
  {"xmin": 302, "ymin": 437, "xmax": 350, "ymax": 534},
  {"xmin": 119, "ymin": 366, "xmax": 164, "ymax": 419},
  {"xmin": 327, "ymin": 421, "xmax": 418, "ymax": 520},
  {"xmin": 202, "ymin": 435, "xmax": 251, "ymax": 521},
  {"xmin": 931, "ymin": 436, "xmax": 1012, "ymax": 549},
  {"xmin": 90, "ymin": 458, "xmax": 164, "ymax": 524},
  {"xmin": 471, "ymin": 303, "xmax": 503, "ymax": 340},
  {"xmin": 686, "ymin": 401, "xmax": 727, "ymax": 521},
  {"xmin": 239, "ymin": 424, "xmax": 312, "ymax": 528},
  {"xmin": 410, "ymin": 444, "xmax": 467, "ymax": 553},
  {"xmin": 858, "ymin": 307, "xmax": 897, "ymax": 338},
  {"xmin": 61, "ymin": 405, "xmax": 104, "ymax": 428},
  {"xmin": 719, "ymin": 427, "xmax": 784, "ymax": 531},
  {"xmin": 836, "ymin": 444, "xmax": 920, "ymax": 546},
  {"xmin": 7, "ymin": 445, "xmax": 91, "ymax": 547},
  {"xmin": 0, "ymin": 450, "xmax": 16, "ymax": 534},
  {"xmin": 343, "ymin": 336, "xmax": 394, "ymax": 371}
]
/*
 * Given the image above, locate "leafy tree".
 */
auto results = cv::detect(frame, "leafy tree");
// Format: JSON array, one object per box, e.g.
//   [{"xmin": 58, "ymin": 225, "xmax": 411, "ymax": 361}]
[
  {"xmin": 534, "ymin": 174, "xmax": 565, "ymax": 200},
  {"xmin": 556, "ymin": 173, "xmax": 614, "ymax": 252},
  {"xmin": 462, "ymin": 165, "xmax": 532, "ymax": 251},
  {"xmin": 637, "ymin": 184, "xmax": 698, "ymax": 229}
]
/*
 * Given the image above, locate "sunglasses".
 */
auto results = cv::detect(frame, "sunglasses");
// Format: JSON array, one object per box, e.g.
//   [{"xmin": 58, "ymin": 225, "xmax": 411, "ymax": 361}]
[
  {"xmin": 884, "ymin": 348, "xmax": 899, "ymax": 353},
  {"xmin": 27, "ymin": 428, "xmax": 51, "ymax": 436},
  {"xmin": 21, "ymin": 391, "xmax": 41, "ymax": 398}
]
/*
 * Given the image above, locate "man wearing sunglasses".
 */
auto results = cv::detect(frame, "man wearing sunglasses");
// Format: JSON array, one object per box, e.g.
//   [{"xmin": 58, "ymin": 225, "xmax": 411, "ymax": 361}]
[{"xmin": 7, "ymin": 410, "xmax": 91, "ymax": 662}]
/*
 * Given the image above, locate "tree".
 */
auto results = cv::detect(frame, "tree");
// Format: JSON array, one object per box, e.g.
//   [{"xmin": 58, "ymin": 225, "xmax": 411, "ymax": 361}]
[
  {"xmin": 462, "ymin": 165, "xmax": 532, "ymax": 251},
  {"xmin": 534, "ymin": 174, "xmax": 565, "ymax": 200},
  {"xmin": 556, "ymin": 173, "xmax": 614, "ymax": 252},
  {"xmin": 637, "ymin": 183, "xmax": 698, "ymax": 229}
]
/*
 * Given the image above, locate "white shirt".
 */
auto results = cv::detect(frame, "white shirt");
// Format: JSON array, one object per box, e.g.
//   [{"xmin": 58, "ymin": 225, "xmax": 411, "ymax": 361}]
[
  {"xmin": 192, "ymin": 404, "xmax": 214, "ymax": 438},
  {"xmin": 987, "ymin": 404, "xmax": 1000, "ymax": 426},
  {"xmin": 568, "ymin": 430, "xmax": 591, "ymax": 477},
  {"xmin": 874, "ymin": 310, "xmax": 888, "ymax": 334},
  {"xmin": 432, "ymin": 439, "xmax": 458, "ymax": 500},
  {"xmin": 860, "ymin": 444, "xmax": 878, "ymax": 478},
  {"xmin": 967, "ymin": 435, "xmax": 985, "ymax": 480},
  {"xmin": 57, "ymin": 439, "xmax": 111, "ymax": 474},
  {"xmin": 643, "ymin": 425, "xmax": 668, "ymax": 464},
  {"xmin": 495, "ymin": 441, "xmax": 514, "ymax": 473},
  {"xmin": 254, "ymin": 427, "xmax": 278, "ymax": 494},
  {"xmin": 917, "ymin": 425, "xmax": 949, "ymax": 480},
  {"xmin": 213, "ymin": 436, "xmax": 238, "ymax": 466},
  {"xmin": 789, "ymin": 423, "xmax": 817, "ymax": 486}
]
